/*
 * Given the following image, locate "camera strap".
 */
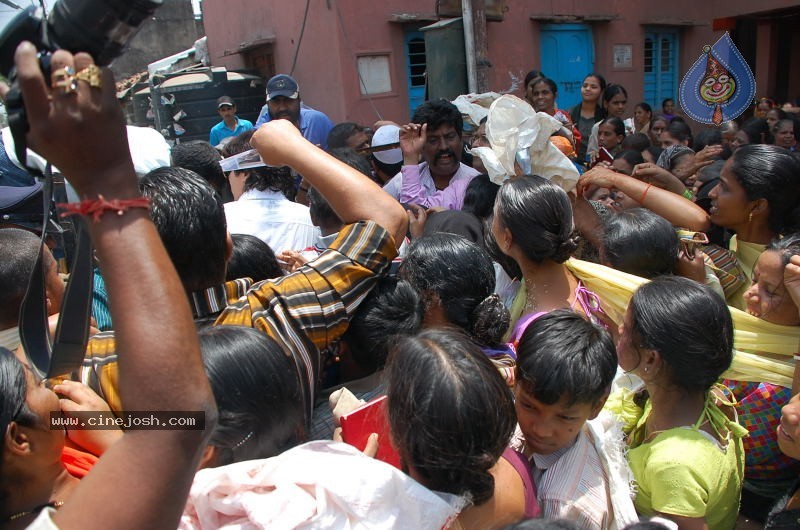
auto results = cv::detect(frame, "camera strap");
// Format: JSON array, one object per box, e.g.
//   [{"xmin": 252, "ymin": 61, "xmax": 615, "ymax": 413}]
[
  {"xmin": 18, "ymin": 163, "xmax": 94, "ymax": 380},
  {"xmin": 6, "ymin": 86, "xmax": 30, "ymax": 171}
]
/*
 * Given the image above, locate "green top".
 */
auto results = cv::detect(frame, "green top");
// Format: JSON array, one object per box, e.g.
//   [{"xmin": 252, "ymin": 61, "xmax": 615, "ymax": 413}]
[{"xmin": 625, "ymin": 391, "xmax": 747, "ymax": 530}]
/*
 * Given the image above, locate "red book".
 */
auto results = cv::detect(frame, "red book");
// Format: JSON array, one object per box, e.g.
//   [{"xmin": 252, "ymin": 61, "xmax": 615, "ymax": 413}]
[{"xmin": 340, "ymin": 395, "xmax": 402, "ymax": 469}]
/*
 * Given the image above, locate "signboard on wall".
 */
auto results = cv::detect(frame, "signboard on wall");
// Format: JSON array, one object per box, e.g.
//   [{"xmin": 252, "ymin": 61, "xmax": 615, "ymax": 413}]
[{"xmin": 613, "ymin": 44, "xmax": 633, "ymax": 70}]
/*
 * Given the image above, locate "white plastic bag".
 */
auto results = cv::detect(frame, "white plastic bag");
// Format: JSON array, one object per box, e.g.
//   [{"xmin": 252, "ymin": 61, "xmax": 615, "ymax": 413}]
[
  {"xmin": 470, "ymin": 95, "xmax": 580, "ymax": 192},
  {"xmin": 452, "ymin": 91, "xmax": 503, "ymax": 129}
]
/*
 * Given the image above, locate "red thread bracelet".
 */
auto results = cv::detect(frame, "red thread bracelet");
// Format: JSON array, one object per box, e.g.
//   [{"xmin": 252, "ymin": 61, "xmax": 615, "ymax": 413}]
[
  {"xmin": 57, "ymin": 195, "xmax": 151, "ymax": 223},
  {"xmin": 639, "ymin": 183, "xmax": 652, "ymax": 204}
]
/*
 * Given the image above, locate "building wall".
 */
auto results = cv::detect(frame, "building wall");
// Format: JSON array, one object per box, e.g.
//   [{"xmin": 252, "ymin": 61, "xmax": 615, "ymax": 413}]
[
  {"xmin": 202, "ymin": 0, "xmax": 799, "ymax": 126},
  {"xmin": 112, "ymin": 0, "xmax": 201, "ymax": 79},
  {"xmin": 203, "ymin": 0, "xmax": 347, "ymax": 123}
]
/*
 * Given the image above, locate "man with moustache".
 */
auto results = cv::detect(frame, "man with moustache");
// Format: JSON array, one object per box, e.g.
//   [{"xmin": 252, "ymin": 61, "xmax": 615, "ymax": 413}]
[
  {"xmin": 384, "ymin": 99, "xmax": 479, "ymax": 210},
  {"xmin": 255, "ymin": 74, "xmax": 334, "ymax": 149}
]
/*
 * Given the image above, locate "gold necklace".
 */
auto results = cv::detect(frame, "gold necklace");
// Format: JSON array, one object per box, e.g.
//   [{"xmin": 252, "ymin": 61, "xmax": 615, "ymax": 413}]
[{"xmin": 6, "ymin": 500, "xmax": 64, "ymax": 522}]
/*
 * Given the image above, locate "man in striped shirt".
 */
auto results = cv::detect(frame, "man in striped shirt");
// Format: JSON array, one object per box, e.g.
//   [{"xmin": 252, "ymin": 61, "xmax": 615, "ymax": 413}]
[{"xmin": 77, "ymin": 120, "xmax": 408, "ymax": 428}]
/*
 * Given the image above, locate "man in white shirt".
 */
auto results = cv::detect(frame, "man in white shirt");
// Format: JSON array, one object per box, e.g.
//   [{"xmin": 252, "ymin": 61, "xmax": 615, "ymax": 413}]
[{"xmin": 224, "ymin": 164, "xmax": 319, "ymax": 254}]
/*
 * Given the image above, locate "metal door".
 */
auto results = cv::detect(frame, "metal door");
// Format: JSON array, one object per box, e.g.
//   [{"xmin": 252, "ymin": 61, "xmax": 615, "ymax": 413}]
[
  {"xmin": 539, "ymin": 24, "xmax": 594, "ymax": 110},
  {"xmin": 644, "ymin": 30, "xmax": 679, "ymax": 111}
]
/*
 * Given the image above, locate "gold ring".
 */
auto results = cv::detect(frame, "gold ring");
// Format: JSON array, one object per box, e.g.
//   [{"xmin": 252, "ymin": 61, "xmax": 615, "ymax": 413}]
[
  {"xmin": 75, "ymin": 65, "xmax": 102, "ymax": 88},
  {"xmin": 51, "ymin": 67, "xmax": 77, "ymax": 94}
]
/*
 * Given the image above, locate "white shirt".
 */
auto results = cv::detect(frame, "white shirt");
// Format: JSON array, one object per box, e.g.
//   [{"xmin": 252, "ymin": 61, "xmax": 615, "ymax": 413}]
[{"xmin": 224, "ymin": 188, "xmax": 320, "ymax": 254}]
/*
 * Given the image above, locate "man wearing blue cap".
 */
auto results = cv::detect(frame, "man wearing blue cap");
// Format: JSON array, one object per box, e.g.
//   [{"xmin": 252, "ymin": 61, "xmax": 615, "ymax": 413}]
[{"xmin": 255, "ymin": 74, "xmax": 334, "ymax": 149}]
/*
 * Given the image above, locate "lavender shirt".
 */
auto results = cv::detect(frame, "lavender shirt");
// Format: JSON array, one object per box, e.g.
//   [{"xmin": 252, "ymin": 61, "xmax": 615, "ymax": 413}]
[{"xmin": 383, "ymin": 161, "xmax": 479, "ymax": 210}]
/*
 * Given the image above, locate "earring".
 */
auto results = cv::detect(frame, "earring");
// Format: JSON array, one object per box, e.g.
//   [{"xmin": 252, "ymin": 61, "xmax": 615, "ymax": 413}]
[
  {"xmin": 748, "ymin": 212, "xmax": 753, "ymax": 222},
  {"xmin": 643, "ymin": 367, "xmax": 649, "ymax": 373}
]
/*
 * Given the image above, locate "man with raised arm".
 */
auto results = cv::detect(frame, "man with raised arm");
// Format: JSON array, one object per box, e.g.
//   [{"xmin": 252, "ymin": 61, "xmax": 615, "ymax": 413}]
[
  {"xmin": 383, "ymin": 99, "xmax": 479, "ymax": 210},
  {"xmin": 216, "ymin": 119, "xmax": 408, "ymax": 420}
]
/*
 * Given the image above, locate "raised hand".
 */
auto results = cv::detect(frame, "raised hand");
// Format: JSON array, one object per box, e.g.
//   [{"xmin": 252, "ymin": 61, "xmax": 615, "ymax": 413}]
[
  {"xmin": 4, "ymin": 43, "xmax": 135, "ymax": 199},
  {"xmin": 399, "ymin": 123, "xmax": 427, "ymax": 165}
]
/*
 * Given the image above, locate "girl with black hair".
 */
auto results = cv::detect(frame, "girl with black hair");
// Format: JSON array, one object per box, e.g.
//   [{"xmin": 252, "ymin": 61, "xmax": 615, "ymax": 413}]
[
  {"xmin": 732, "ymin": 118, "xmax": 773, "ymax": 150},
  {"xmin": 569, "ymin": 73, "xmax": 607, "ymax": 163},
  {"xmin": 400, "ymin": 233, "xmax": 516, "ymax": 384},
  {"xmin": 492, "ymin": 175, "xmax": 612, "ymax": 338},
  {"xmin": 660, "ymin": 120, "xmax": 693, "ymax": 149},
  {"xmin": 586, "ymin": 84, "xmax": 630, "ymax": 164},
  {"xmin": 648, "ymin": 116, "xmax": 669, "ymax": 147},
  {"xmin": 385, "ymin": 329, "xmax": 539, "ymax": 529},
  {"xmin": 612, "ymin": 277, "xmax": 746, "ymax": 530},
  {"xmin": 526, "ymin": 77, "xmax": 581, "ymax": 149},
  {"xmin": 196, "ymin": 326, "xmax": 306, "ymax": 468},
  {"xmin": 633, "ymin": 102, "xmax": 653, "ymax": 135},
  {"xmin": 596, "ymin": 117, "xmax": 626, "ymax": 157}
]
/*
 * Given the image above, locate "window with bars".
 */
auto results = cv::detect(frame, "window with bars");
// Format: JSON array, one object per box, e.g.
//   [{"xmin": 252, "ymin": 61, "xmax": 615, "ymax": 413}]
[
  {"xmin": 644, "ymin": 38, "xmax": 653, "ymax": 73},
  {"xmin": 407, "ymin": 38, "xmax": 426, "ymax": 87},
  {"xmin": 661, "ymin": 38, "xmax": 671, "ymax": 72}
]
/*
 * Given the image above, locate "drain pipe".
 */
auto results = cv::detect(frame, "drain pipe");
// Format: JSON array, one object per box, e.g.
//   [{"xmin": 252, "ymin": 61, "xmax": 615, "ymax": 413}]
[{"xmin": 462, "ymin": 0, "xmax": 478, "ymax": 94}]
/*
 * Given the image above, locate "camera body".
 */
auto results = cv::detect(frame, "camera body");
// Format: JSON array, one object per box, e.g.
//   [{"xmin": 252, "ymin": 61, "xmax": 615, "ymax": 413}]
[{"xmin": 0, "ymin": 0, "xmax": 163, "ymax": 168}]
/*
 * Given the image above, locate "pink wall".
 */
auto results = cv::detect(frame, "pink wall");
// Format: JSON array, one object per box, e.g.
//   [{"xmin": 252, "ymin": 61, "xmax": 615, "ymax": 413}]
[
  {"xmin": 331, "ymin": 0, "xmax": 418, "ymax": 125},
  {"xmin": 203, "ymin": 0, "xmax": 798, "ymax": 127},
  {"xmin": 203, "ymin": 0, "xmax": 346, "ymax": 122}
]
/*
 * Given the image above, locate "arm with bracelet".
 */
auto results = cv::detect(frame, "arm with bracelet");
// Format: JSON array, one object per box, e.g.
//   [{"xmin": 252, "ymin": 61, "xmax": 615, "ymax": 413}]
[
  {"xmin": 578, "ymin": 166, "xmax": 711, "ymax": 231},
  {"xmin": 2, "ymin": 42, "xmax": 216, "ymax": 530}
]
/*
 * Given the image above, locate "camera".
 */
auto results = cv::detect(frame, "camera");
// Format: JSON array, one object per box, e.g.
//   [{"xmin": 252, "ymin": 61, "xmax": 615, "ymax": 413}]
[
  {"xmin": 0, "ymin": 0, "xmax": 163, "ymax": 167},
  {"xmin": 0, "ymin": 1, "xmax": 163, "ymax": 378}
]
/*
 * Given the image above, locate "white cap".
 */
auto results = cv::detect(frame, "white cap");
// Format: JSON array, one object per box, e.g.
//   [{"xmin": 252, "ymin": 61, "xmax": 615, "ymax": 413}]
[{"xmin": 371, "ymin": 125, "xmax": 402, "ymax": 165}]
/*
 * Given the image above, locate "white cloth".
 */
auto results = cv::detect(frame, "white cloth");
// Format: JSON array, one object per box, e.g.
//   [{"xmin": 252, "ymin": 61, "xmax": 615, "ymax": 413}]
[
  {"xmin": 224, "ymin": 189, "xmax": 320, "ymax": 254},
  {"xmin": 585, "ymin": 412, "xmax": 639, "ymax": 530},
  {"xmin": 452, "ymin": 92, "xmax": 503, "ymax": 128},
  {"xmin": 0, "ymin": 326, "xmax": 21, "ymax": 351},
  {"xmin": 2, "ymin": 126, "xmax": 170, "ymax": 178},
  {"xmin": 24, "ymin": 507, "xmax": 59, "ymax": 530},
  {"xmin": 470, "ymin": 95, "xmax": 580, "ymax": 192},
  {"xmin": 125, "ymin": 125, "xmax": 171, "ymax": 176},
  {"xmin": 180, "ymin": 440, "xmax": 465, "ymax": 530}
]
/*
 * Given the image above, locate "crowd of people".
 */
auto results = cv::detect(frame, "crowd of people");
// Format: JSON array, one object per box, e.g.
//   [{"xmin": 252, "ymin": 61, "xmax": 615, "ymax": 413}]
[{"xmin": 1, "ymin": 40, "xmax": 800, "ymax": 530}]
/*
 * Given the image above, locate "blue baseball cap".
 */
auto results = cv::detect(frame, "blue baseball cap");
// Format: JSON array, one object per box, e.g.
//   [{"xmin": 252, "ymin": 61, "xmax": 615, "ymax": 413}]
[{"xmin": 266, "ymin": 74, "xmax": 299, "ymax": 101}]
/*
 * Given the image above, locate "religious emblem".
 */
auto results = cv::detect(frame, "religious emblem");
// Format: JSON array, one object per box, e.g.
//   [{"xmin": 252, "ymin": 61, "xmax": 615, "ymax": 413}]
[{"xmin": 679, "ymin": 32, "xmax": 755, "ymax": 125}]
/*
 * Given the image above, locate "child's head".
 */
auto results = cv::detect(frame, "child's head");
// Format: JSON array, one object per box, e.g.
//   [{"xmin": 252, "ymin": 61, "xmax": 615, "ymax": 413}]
[
  {"xmin": 744, "ymin": 233, "xmax": 800, "ymax": 326},
  {"xmin": 514, "ymin": 310, "xmax": 617, "ymax": 455},
  {"xmin": 600, "ymin": 208, "xmax": 679, "ymax": 279}
]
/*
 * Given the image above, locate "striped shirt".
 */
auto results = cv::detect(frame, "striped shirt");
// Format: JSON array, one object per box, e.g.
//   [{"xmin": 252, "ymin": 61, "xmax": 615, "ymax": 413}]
[
  {"xmin": 531, "ymin": 427, "xmax": 614, "ymax": 530},
  {"xmin": 73, "ymin": 277, "xmax": 255, "ymax": 412},
  {"xmin": 74, "ymin": 222, "xmax": 395, "ymax": 421},
  {"xmin": 215, "ymin": 221, "xmax": 395, "ymax": 420}
]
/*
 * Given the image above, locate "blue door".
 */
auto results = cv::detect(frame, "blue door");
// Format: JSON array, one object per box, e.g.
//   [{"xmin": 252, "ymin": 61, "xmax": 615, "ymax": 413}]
[
  {"xmin": 539, "ymin": 24, "xmax": 594, "ymax": 111},
  {"xmin": 644, "ymin": 30, "xmax": 679, "ymax": 112},
  {"xmin": 405, "ymin": 30, "xmax": 427, "ymax": 120}
]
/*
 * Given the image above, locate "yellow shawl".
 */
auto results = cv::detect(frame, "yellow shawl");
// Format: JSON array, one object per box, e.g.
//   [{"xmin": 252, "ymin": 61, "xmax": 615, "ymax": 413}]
[{"xmin": 564, "ymin": 259, "xmax": 799, "ymax": 388}]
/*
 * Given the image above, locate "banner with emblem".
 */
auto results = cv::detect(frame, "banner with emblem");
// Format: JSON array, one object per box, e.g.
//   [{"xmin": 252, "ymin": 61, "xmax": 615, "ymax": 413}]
[{"xmin": 679, "ymin": 32, "xmax": 755, "ymax": 125}]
